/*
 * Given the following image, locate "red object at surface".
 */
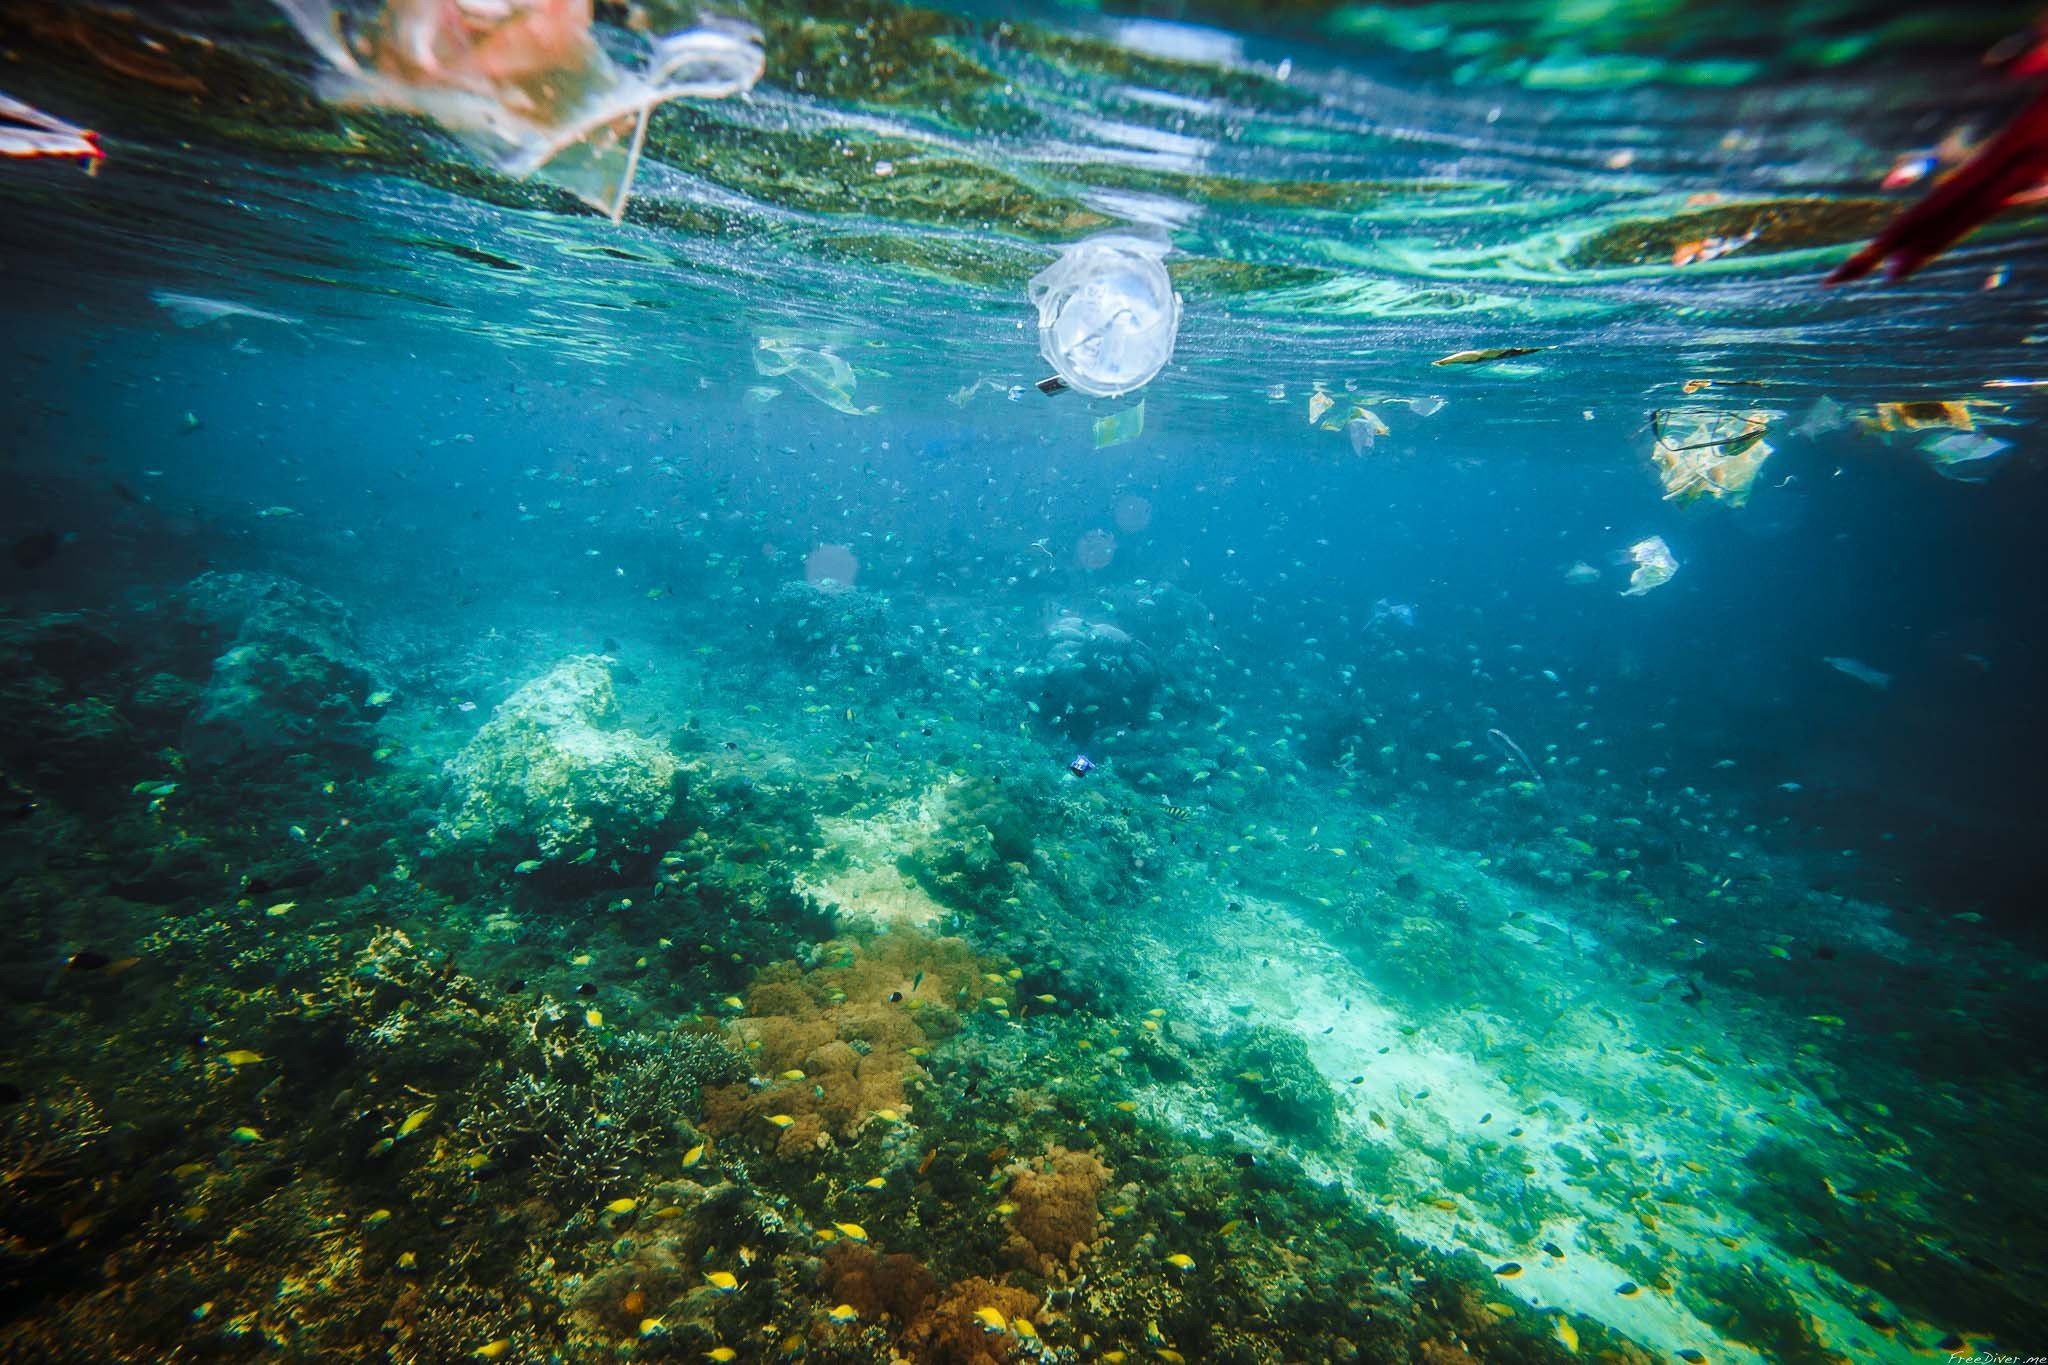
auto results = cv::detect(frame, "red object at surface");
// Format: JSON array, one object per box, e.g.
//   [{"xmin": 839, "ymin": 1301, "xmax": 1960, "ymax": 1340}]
[{"xmin": 1828, "ymin": 84, "xmax": 2048, "ymax": 284}]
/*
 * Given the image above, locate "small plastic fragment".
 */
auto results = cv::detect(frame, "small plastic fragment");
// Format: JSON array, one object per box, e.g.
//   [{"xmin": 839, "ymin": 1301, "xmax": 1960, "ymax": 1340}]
[
  {"xmin": 1028, "ymin": 232, "xmax": 1181, "ymax": 398},
  {"xmin": 1433, "ymin": 346, "xmax": 1542, "ymax": 366},
  {"xmin": 1093, "ymin": 400, "xmax": 1146, "ymax": 449},
  {"xmin": 1621, "ymin": 536, "xmax": 1678, "ymax": 596},
  {"xmin": 0, "ymin": 92, "xmax": 105, "ymax": 166}
]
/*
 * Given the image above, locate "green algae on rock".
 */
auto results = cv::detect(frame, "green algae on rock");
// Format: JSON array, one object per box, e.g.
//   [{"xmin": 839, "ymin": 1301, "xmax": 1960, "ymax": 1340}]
[{"xmin": 438, "ymin": 655, "xmax": 680, "ymax": 866}]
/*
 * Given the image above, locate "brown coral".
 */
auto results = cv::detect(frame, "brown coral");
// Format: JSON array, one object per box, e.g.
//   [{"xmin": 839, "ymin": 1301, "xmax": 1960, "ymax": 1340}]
[
  {"xmin": 908, "ymin": 1275, "xmax": 1040, "ymax": 1365},
  {"xmin": 821, "ymin": 1244, "xmax": 938, "ymax": 1326},
  {"xmin": 699, "ymin": 930, "xmax": 999, "ymax": 1159},
  {"xmin": 1000, "ymin": 1144, "xmax": 1111, "ymax": 1276}
]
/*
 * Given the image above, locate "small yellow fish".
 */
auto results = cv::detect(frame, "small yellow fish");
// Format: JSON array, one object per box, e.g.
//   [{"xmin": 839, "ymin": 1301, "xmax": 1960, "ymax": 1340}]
[
  {"xmin": 1013, "ymin": 1318, "xmax": 1039, "ymax": 1340},
  {"xmin": 363, "ymin": 1208, "xmax": 392, "ymax": 1227},
  {"xmin": 833, "ymin": 1221, "xmax": 869, "ymax": 1243},
  {"xmin": 228, "ymin": 1126, "xmax": 261, "ymax": 1144},
  {"xmin": 396, "ymin": 1105, "xmax": 435, "ymax": 1139},
  {"xmin": 862, "ymin": 1177, "xmax": 887, "ymax": 1190},
  {"xmin": 584, "ymin": 1008, "xmax": 603, "ymax": 1028},
  {"xmin": 1157, "ymin": 1351, "xmax": 1187, "ymax": 1364},
  {"xmin": 655, "ymin": 1206, "xmax": 686, "ymax": 1219},
  {"xmin": 1164, "ymin": 1253, "xmax": 1195, "ymax": 1271},
  {"xmin": 994, "ymin": 1201, "xmax": 1019, "ymax": 1216},
  {"xmin": 704, "ymin": 1270, "xmax": 739, "ymax": 1293},
  {"xmin": 1034, "ymin": 993, "xmax": 1057, "ymax": 1004},
  {"xmin": 779, "ymin": 1069, "xmax": 806, "ymax": 1081},
  {"xmin": 827, "ymin": 1304, "xmax": 859, "ymax": 1324},
  {"xmin": 221, "ymin": 1050, "xmax": 265, "ymax": 1067},
  {"xmin": 1103, "ymin": 1354, "xmax": 1128, "ymax": 1364},
  {"xmin": 264, "ymin": 901, "xmax": 296, "ymax": 917},
  {"xmin": 1557, "ymin": 1317, "xmax": 1579, "ymax": 1352},
  {"xmin": 682, "ymin": 1143, "xmax": 706, "ymax": 1169},
  {"xmin": 706, "ymin": 1350, "xmax": 738, "ymax": 1363},
  {"xmin": 871, "ymin": 1108, "xmax": 902, "ymax": 1123},
  {"xmin": 603, "ymin": 1197, "xmax": 638, "ymax": 1216},
  {"xmin": 1115, "ymin": 1100, "xmax": 1138, "ymax": 1113},
  {"xmin": 472, "ymin": 1340, "xmax": 512, "ymax": 1360},
  {"xmin": 1218, "ymin": 1219, "xmax": 1242, "ymax": 1235},
  {"xmin": 571, "ymin": 952, "xmax": 593, "ymax": 966},
  {"xmin": 633, "ymin": 1317, "xmax": 664, "ymax": 1338},
  {"xmin": 721, "ymin": 996, "xmax": 745, "ymax": 1009},
  {"xmin": 972, "ymin": 1306, "xmax": 1008, "ymax": 1333},
  {"xmin": 396, "ymin": 1250, "xmax": 418, "ymax": 1270},
  {"xmin": 765, "ymin": 1114, "xmax": 795, "ymax": 1129}
]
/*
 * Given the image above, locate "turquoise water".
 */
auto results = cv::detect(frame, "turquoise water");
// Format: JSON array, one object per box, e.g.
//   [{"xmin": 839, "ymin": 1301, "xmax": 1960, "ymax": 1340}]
[{"xmin": 4, "ymin": 2, "xmax": 2047, "ymax": 1362}]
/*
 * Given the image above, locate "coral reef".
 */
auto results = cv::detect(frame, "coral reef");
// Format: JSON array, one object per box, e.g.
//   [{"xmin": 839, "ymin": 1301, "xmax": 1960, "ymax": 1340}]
[
  {"xmin": 1228, "ymin": 1025, "xmax": 1339, "ymax": 1143},
  {"xmin": 1035, "ymin": 613, "xmax": 1160, "ymax": 738},
  {"xmin": 1000, "ymin": 1143, "xmax": 1111, "ymax": 1275},
  {"xmin": 172, "ymin": 571, "xmax": 380, "ymax": 769},
  {"xmin": 438, "ymin": 653, "xmax": 680, "ymax": 865}
]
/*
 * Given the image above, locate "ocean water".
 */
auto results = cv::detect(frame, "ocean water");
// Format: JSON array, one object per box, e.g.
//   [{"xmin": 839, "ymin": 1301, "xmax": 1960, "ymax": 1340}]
[{"xmin": 4, "ymin": 1, "xmax": 2048, "ymax": 1362}]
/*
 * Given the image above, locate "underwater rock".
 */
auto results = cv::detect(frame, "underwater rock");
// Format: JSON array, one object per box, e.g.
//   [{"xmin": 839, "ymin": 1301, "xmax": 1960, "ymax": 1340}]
[
  {"xmin": 438, "ymin": 654, "xmax": 680, "ymax": 865},
  {"xmin": 1037, "ymin": 613, "xmax": 1161, "ymax": 737},
  {"xmin": 769, "ymin": 578, "xmax": 906, "ymax": 675},
  {"xmin": 172, "ymin": 572, "xmax": 379, "ymax": 768},
  {"xmin": 902, "ymin": 775, "xmax": 1039, "ymax": 913}
]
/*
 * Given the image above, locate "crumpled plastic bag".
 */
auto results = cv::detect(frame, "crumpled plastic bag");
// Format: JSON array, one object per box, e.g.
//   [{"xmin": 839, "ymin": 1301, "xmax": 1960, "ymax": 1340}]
[
  {"xmin": 1649, "ymin": 408, "xmax": 1775, "ymax": 507},
  {"xmin": 1621, "ymin": 535, "xmax": 1678, "ymax": 596},
  {"xmin": 1921, "ymin": 431, "xmax": 2012, "ymax": 482},
  {"xmin": 1029, "ymin": 231, "xmax": 1181, "ymax": 398},
  {"xmin": 755, "ymin": 337, "xmax": 877, "ymax": 415},
  {"xmin": 271, "ymin": 0, "xmax": 762, "ymax": 220}
]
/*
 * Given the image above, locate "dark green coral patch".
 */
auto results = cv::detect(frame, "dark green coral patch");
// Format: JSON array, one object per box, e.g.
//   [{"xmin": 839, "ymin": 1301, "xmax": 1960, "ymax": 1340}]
[
  {"xmin": 814, "ymin": 231, "xmax": 1038, "ymax": 290},
  {"xmin": 645, "ymin": 107, "xmax": 1111, "ymax": 240},
  {"xmin": 1018, "ymin": 29, "xmax": 1313, "ymax": 114},
  {"xmin": 751, "ymin": 0, "xmax": 1001, "ymax": 121},
  {"xmin": 1568, "ymin": 198, "xmax": 1899, "ymax": 270},
  {"xmin": 1170, "ymin": 255, "xmax": 1334, "ymax": 298},
  {"xmin": 1065, "ymin": 163, "xmax": 1480, "ymax": 214}
]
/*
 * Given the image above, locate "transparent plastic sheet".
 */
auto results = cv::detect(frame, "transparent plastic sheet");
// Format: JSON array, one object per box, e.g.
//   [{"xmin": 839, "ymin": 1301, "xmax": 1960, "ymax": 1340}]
[
  {"xmin": 754, "ymin": 338, "xmax": 876, "ymax": 415},
  {"xmin": 1621, "ymin": 535, "xmax": 1678, "ymax": 596},
  {"xmin": 269, "ymin": 0, "xmax": 762, "ymax": 220},
  {"xmin": 1648, "ymin": 408, "xmax": 1775, "ymax": 506},
  {"xmin": 1029, "ymin": 232, "xmax": 1182, "ymax": 398}
]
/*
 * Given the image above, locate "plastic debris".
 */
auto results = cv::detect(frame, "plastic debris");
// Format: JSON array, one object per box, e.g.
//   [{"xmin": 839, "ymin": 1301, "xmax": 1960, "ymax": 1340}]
[
  {"xmin": 1308, "ymin": 387, "xmax": 1334, "ymax": 424},
  {"xmin": 1860, "ymin": 399, "xmax": 1986, "ymax": 434},
  {"xmin": 1, "ymin": 92, "xmax": 105, "ymax": 167},
  {"xmin": 1028, "ymin": 232, "xmax": 1181, "ymax": 398},
  {"xmin": 754, "ymin": 338, "xmax": 876, "ymax": 415},
  {"xmin": 269, "ymin": 0, "xmax": 762, "ymax": 220},
  {"xmin": 1621, "ymin": 536, "xmax": 1678, "ymax": 596},
  {"xmin": 1093, "ymin": 399, "xmax": 1146, "ymax": 449},
  {"xmin": 1792, "ymin": 395, "xmax": 1848, "ymax": 439},
  {"xmin": 1648, "ymin": 408, "xmax": 1775, "ymax": 506},
  {"xmin": 153, "ymin": 291, "xmax": 301, "ymax": 329},
  {"xmin": 1921, "ymin": 431, "xmax": 2012, "ymax": 482},
  {"xmin": 1824, "ymin": 656, "xmax": 1893, "ymax": 689},
  {"xmin": 1433, "ymin": 346, "xmax": 1542, "ymax": 366},
  {"xmin": 1344, "ymin": 407, "xmax": 1390, "ymax": 455}
]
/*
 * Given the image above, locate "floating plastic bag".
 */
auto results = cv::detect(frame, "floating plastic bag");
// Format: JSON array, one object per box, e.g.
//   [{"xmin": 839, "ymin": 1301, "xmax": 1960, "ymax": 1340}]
[
  {"xmin": 270, "ymin": 0, "xmax": 762, "ymax": 220},
  {"xmin": 1621, "ymin": 536, "xmax": 1678, "ymax": 596},
  {"xmin": 1921, "ymin": 431, "xmax": 2012, "ymax": 482},
  {"xmin": 1649, "ymin": 408, "xmax": 1774, "ymax": 507},
  {"xmin": 1029, "ymin": 232, "xmax": 1181, "ymax": 398},
  {"xmin": 754, "ymin": 337, "xmax": 877, "ymax": 415}
]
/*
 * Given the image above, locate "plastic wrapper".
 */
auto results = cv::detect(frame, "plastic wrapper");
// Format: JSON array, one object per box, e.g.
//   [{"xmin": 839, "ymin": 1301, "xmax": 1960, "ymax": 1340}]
[
  {"xmin": 1621, "ymin": 535, "xmax": 1678, "ymax": 596},
  {"xmin": 271, "ymin": 0, "xmax": 762, "ymax": 219},
  {"xmin": 1921, "ymin": 431, "xmax": 2012, "ymax": 482},
  {"xmin": 754, "ymin": 337, "xmax": 876, "ymax": 415},
  {"xmin": 1029, "ymin": 232, "xmax": 1181, "ymax": 398},
  {"xmin": 1649, "ymin": 408, "xmax": 1774, "ymax": 506},
  {"xmin": 1093, "ymin": 400, "xmax": 1146, "ymax": 449}
]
